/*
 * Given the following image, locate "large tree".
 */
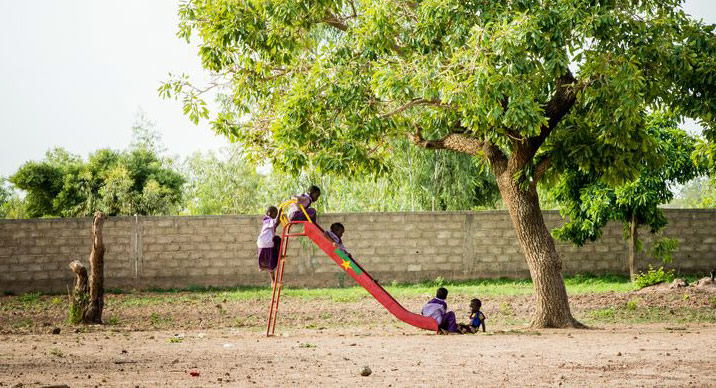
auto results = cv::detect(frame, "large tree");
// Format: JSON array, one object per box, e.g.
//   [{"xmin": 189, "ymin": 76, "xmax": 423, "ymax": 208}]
[{"xmin": 165, "ymin": 0, "xmax": 716, "ymax": 327}]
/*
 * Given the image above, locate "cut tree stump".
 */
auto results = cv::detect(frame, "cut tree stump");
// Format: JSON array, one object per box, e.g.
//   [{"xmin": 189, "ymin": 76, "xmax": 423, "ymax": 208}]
[{"xmin": 69, "ymin": 211, "xmax": 106, "ymax": 324}]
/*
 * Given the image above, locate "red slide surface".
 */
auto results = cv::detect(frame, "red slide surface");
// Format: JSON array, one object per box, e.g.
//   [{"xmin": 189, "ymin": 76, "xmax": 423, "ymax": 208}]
[{"xmin": 304, "ymin": 222, "xmax": 438, "ymax": 332}]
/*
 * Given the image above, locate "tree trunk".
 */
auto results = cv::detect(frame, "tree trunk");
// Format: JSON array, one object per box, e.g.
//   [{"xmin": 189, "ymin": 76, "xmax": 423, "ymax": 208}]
[
  {"xmin": 628, "ymin": 213, "xmax": 637, "ymax": 281},
  {"xmin": 85, "ymin": 212, "xmax": 106, "ymax": 323},
  {"xmin": 69, "ymin": 260, "xmax": 89, "ymax": 324},
  {"xmin": 496, "ymin": 175, "xmax": 584, "ymax": 328},
  {"xmin": 68, "ymin": 212, "xmax": 106, "ymax": 324}
]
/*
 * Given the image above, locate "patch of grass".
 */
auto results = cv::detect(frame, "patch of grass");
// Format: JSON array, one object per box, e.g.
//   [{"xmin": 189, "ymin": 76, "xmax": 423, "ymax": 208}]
[
  {"xmin": 625, "ymin": 299, "xmax": 639, "ymax": 311},
  {"xmin": 298, "ymin": 342, "xmax": 316, "ymax": 348},
  {"xmin": 94, "ymin": 274, "xmax": 639, "ymax": 313},
  {"xmin": 168, "ymin": 336, "xmax": 184, "ymax": 343},
  {"xmin": 584, "ymin": 305, "xmax": 716, "ymax": 324},
  {"xmin": 18, "ymin": 292, "xmax": 42, "ymax": 306},
  {"xmin": 48, "ymin": 348, "xmax": 64, "ymax": 357},
  {"xmin": 50, "ymin": 297, "xmax": 63, "ymax": 305},
  {"xmin": 11, "ymin": 319, "xmax": 32, "ymax": 329},
  {"xmin": 107, "ymin": 316, "xmax": 120, "ymax": 325},
  {"xmin": 589, "ymin": 308, "xmax": 616, "ymax": 319},
  {"xmin": 318, "ymin": 312, "xmax": 332, "ymax": 320},
  {"xmin": 499, "ymin": 301, "xmax": 513, "ymax": 316},
  {"xmin": 150, "ymin": 313, "xmax": 172, "ymax": 326}
]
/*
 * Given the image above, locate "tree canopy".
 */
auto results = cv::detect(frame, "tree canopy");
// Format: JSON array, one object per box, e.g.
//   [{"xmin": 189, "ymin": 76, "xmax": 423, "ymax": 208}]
[
  {"xmin": 9, "ymin": 124, "xmax": 185, "ymax": 218},
  {"xmin": 165, "ymin": 0, "xmax": 716, "ymax": 181},
  {"xmin": 552, "ymin": 113, "xmax": 702, "ymax": 245}
]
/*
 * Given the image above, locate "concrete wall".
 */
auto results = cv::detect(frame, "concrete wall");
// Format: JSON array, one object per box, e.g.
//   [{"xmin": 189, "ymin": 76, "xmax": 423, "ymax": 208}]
[{"xmin": 0, "ymin": 210, "xmax": 714, "ymax": 294}]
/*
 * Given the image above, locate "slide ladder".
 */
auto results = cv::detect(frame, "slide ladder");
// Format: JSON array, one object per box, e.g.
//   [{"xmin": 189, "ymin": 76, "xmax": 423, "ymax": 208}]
[{"xmin": 266, "ymin": 207, "xmax": 438, "ymax": 336}]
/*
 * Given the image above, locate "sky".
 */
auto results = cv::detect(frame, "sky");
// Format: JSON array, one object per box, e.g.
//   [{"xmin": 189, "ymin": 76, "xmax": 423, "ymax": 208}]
[{"xmin": 0, "ymin": 0, "xmax": 715, "ymax": 178}]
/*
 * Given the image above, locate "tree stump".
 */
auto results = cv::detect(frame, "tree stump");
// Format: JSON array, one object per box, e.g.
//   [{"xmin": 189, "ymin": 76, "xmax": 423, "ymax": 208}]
[{"xmin": 69, "ymin": 212, "xmax": 106, "ymax": 324}]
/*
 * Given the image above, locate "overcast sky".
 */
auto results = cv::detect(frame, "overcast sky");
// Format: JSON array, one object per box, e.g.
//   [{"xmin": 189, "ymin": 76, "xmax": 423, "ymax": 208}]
[{"xmin": 1, "ymin": 1, "xmax": 715, "ymax": 178}]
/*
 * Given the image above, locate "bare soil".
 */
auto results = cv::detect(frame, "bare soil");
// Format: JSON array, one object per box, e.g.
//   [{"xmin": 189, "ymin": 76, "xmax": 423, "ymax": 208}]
[{"xmin": 1, "ymin": 288, "xmax": 715, "ymax": 387}]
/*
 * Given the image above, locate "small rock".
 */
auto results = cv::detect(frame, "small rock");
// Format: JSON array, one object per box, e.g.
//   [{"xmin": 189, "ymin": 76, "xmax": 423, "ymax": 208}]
[
  {"xmin": 349, "ymin": 343, "xmax": 357, "ymax": 346},
  {"xmin": 616, "ymin": 352, "xmax": 622, "ymax": 356},
  {"xmin": 51, "ymin": 328, "xmax": 61, "ymax": 335},
  {"xmin": 121, "ymin": 350, "xmax": 127, "ymax": 354},
  {"xmin": 171, "ymin": 359, "xmax": 180, "ymax": 365},
  {"xmin": 360, "ymin": 366, "xmax": 372, "ymax": 377}
]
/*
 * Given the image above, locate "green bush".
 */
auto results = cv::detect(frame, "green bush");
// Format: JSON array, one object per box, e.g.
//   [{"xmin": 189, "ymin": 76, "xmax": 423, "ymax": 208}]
[{"xmin": 634, "ymin": 265, "xmax": 675, "ymax": 289}]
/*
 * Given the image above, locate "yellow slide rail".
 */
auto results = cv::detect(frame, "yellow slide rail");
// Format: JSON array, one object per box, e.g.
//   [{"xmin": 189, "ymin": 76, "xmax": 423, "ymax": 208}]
[{"xmin": 278, "ymin": 199, "xmax": 313, "ymax": 226}]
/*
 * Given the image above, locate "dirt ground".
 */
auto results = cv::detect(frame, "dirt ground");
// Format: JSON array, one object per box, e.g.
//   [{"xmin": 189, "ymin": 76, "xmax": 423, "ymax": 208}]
[
  {"xmin": 1, "ymin": 288, "xmax": 715, "ymax": 387},
  {"xmin": 1, "ymin": 324, "xmax": 715, "ymax": 387}
]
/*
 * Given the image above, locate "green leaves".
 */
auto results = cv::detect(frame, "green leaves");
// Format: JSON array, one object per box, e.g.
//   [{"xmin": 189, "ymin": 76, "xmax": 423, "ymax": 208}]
[
  {"xmin": 165, "ymin": 0, "xmax": 716, "ymax": 196},
  {"xmin": 552, "ymin": 113, "xmax": 702, "ymax": 246},
  {"xmin": 8, "ymin": 122, "xmax": 185, "ymax": 218}
]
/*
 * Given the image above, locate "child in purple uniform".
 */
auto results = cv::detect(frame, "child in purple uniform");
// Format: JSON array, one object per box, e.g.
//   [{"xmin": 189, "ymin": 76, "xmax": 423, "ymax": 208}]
[
  {"xmin": 286, "ymin": 185, "xmax": 321, "ymax": 223},
  {"xmin": 257, "ymin": 206, "xmax": 281, "ymax": 283},
  {"xmin": 421, "ymin": 287, "xmax": 458, "ymax": 333},
  {"xmin": 324, "ymin": 222, "xmax": 352, "ymax": 259}
]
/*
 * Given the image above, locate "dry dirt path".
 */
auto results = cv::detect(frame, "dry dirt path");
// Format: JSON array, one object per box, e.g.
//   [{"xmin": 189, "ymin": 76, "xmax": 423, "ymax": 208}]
[{"xmin": 1, "ymin": 323, "xmax": 715, "ymax": 387}]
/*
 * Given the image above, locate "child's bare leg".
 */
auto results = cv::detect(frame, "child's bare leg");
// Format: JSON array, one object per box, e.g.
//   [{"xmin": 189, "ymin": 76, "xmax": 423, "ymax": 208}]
[{"xmin": 269, "ymin": 270, "xmax": 276, "ymax": 284}]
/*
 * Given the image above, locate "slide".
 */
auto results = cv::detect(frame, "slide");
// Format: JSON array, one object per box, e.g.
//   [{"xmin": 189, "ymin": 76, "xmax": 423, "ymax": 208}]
[{"xmin": 303, "ymin": 222, "xmax": 438, "ymax": 332}]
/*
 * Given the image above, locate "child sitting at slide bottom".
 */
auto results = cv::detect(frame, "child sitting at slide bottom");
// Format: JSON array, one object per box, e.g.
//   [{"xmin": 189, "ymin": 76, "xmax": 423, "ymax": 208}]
[
  {"xmin": 421, "ymin": 287, "xmax": 459, "ymax": 334},
  {"xmin": 459, "ymin": 298, "xmax": 486, "ymax": 333}
]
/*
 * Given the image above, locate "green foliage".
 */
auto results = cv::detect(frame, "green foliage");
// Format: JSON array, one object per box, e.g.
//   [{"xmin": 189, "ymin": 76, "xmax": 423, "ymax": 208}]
[
  {"xmin": 69, "ymin": 292, "xmax": 88, "ymax": 324},
  {"xmin": 8, "ymin": 116, "xmax": 185, "ymax": 218},
  {"xmin": 634, "ymin": 265, "xmax": 675, "ymax": 289},
  {"xmin": 18, "ymin": 292, "xmax": 41, "ymax": 306},
  {"xmin": 552, "ymin": 114, "xmax": 702, "ymax": 245},
  {"xmin": 166, "ymin": 0, "xmax": 716, "ymax": 183},
  {"xmin": 183, "ymin": 141, "xmax": 499, "ymax": 214},
  {"xmin": 0, "ymin": 177, "xmax": 11, "ymax": 217},
  {"xmin": 650, "ymin": 237, "xmax": 679, "ymax": 265},
  {"xmin": 671, "ymin": 176, "xmax": 716, "ymax": 208}
]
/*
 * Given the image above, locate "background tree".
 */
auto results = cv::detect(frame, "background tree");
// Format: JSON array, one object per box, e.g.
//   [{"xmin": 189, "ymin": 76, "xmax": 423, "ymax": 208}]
[
  {"xmin": 182, "ymin": 141, "xmax": 499, "ymax": 215},
  {"xmin": 9, "ymin": 117, "xmax": 185, "ymax": 217},
  {"xmin": 551, "ymin": 114, "xmax": 702, "ymax": 280},
  {"xmin": 670, "ymin": 177, "xmax": 716, "ymax": 208},
  {"xmin": 166, "ymin": 0, "xmax": 716, "ymax": 327}
]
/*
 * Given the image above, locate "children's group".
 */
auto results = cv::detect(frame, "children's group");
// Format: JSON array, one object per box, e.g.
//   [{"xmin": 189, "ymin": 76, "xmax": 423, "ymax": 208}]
[{"xmin": 256, "ymin": 185, "xmax": 487, "ymax": 333}]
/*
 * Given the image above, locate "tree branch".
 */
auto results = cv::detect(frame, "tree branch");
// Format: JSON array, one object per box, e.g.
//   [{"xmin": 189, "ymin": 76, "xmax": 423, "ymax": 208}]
[
  {"xmin": 529, "ymin": 70, "xmax": 578, "ymax": 152},
  {"xmin": 411, "ymin": 126, "xmax": 484, "ymax": 155},
  {"xmin": 533, "ymin": 157, "xmax": 552, "ymax": 183},
  {"xmin": 380, "ymin": 98, "xmax": 450, "ymax": 118},
  {"xmin": 322, "ymin": 13, "xmax": 349, "ymax": 31},
  {"xmin": 510, "ymin": 70, "xmax": 578, "ymax": 173},
  {"xmin": 321, "ymin": 13, "xmax": 405, "ymax": 54}
]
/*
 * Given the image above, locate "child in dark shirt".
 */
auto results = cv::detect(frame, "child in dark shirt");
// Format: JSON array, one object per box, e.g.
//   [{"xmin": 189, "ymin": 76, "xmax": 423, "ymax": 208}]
[{"xmin": 459, "ymin": 298, "xmax": 486, "ymax": 333}]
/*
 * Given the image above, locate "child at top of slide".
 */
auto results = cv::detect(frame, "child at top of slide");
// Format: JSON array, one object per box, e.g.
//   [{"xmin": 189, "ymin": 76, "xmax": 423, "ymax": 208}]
[
  {"xmin": 256, "ymin": 206, "xmax": 281, "ymax": 283},
  {"xmin": 324, "ymin": 222, "xmax": 352, "ymax": 259},
  {"xmin": 286, "ymin": 185, "xmax": 321, "ymax": 223},
  {"xmin": 421, "ymin": 287, "xmax": 459, "ymax": 334}
]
